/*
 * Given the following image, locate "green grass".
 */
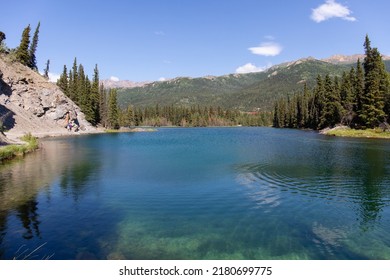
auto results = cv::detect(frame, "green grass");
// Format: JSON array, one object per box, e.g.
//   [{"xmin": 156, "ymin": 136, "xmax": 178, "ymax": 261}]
[
  {"xmin": 104, "ymin": 129, "xmax": 122, "ymax": 133},
  {"xmin": 0, "ymin": 133, "xmax": 39, "ymax": 162},
  {"xmin": 323, "ymin": 127, "xmax": 390, "ymax": 139}
]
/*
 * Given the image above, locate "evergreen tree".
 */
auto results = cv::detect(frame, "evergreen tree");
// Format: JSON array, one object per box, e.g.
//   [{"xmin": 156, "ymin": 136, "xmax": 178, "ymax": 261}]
[
  {"xmin": 0, "ymin": 31, "xmax": 5, "ymax": 45},
  {"xmin": 300, "ymin": 84, "xmax": 310, "ymax": 127},
  {"xmin": 107, "ymin": 89, "xmax": 120, "ymax": 129},
  {"xmin": 28, "ymin": 22, "xmax": 40, "ymax": 70},
  {"xmin": 319, "ymin": 75, "xmax": 342, "ymax": 129},
  {"xmin": 76, "ymin": 63, "xmax": 86, "ymax": 108},
  {"xmin": 99, "ymin": 83, "xmax": 108, "ymax": 127},
  {"xmin": 340, "ymin": 71, "xmax": 355, "ymax": 125},
  {"xmin": 287, "ymin": 95, "xmax": 297, "ymax": 128},
  {"xmin": 68, "ymin": 69, "xmax": 74, "ymax": 99},
  {"xmin": 383, "ymin": 73, "xmax": 390, "ymax": 120},
  {"xmin": 309, "ymin": 75, "xmax": 325, "ymax": 129},
  {"xmin": 90, "ymin": 64, "xmax": 100, "ymax": 125},
  {"xmin": 57, "ymin": 65, "xmax": 68, "ymax": 95},
  {"xmin": 360, "ymin": 36, "xmax": 386, "ymax": 128},
  {"xmin": 353, "ymin": 59, "xmax": 365, "ymax": 125},
  {"xmin": 44, "ymin": 59, "xmax": 50, "ymax": 79},
  {"xmin": 69, "ymin": 58, "xmax": 78, "ymax": 102},
  {"xmin": 273, "ymin": 101, "xmax": 280, "ymax": 127},
  {"xmin": 123, "ymin": 105, "xmax": 134, "ymax": 127},
  {"xmin": 15, "ymin": 25, "xmax": 31, "ymax": 66},
  {"xmin": 82, "ymin": 75, "xmax": 95, "ymax": 124}
]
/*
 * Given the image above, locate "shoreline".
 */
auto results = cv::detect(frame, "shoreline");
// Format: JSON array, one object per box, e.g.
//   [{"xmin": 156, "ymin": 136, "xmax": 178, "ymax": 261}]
[
  {"xmin": 0, "ymin": 127, "xmax": 106, "ymax": 162},
  {"xmin": 320, "ymin": 126, "xmax": 390, "ymax": 139}
]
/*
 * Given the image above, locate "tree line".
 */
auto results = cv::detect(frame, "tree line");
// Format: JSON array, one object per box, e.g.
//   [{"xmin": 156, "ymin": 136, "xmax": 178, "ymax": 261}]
[
  {"xmin": 118, "ymin": 105, "xmax": 272, "ymax": 127},
  {"xmin": 273, "ymin": 36, "xmax": 390, "ymax": 130}
]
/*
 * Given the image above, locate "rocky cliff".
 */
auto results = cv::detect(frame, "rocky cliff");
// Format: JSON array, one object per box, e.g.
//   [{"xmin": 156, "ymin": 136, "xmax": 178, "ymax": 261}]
[{"xmin": 0, "ymin": 54, "xmax": 99, "ymax": 142}]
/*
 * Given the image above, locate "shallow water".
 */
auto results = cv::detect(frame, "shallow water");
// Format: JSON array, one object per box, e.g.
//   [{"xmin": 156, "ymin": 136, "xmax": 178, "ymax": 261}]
[{"xmin": 1, "ymin": 127, "xmax": 390, "ymax": 259}]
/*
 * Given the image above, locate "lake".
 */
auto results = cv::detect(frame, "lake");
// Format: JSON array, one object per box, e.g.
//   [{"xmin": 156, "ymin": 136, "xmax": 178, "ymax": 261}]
[{"xmin": 1, "ymin": 127, "xmax": 390, "ymax": 260}]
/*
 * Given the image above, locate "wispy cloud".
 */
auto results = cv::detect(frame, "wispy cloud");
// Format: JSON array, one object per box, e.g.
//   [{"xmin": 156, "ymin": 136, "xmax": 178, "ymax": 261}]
[
  {"xmin": 311, "ymin": 0, "xmax": 356, "ymax": 23},
  {"xmin": 110, "ymin": 76, "xmax": 120, "ymax": 82},
  {"xmin": 235, "ymin": 63, "xmax": 271, "ymax": 74},
  {"xmin": 249, "ymin": 42, "xmax": 282, "ymax": 56},
  {"xmin": 154, "ymin": 31, "xmax": 165, "ymax": 36}
]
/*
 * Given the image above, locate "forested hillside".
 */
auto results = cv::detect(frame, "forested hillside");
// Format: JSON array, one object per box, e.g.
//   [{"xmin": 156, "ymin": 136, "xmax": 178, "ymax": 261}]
[{"xmin": 116, "ymin": 58, "xmax": 382, "ymax": 112}]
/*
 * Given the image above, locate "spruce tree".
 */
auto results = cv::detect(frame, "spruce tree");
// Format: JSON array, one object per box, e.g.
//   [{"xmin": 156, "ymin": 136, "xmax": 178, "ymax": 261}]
[
  {"xmin": 273, "ymin": 101, "xmax": 280, "ymax": 127},
  {"xmin": 69, "ymin": 58, "xmax": 78, "ymax": 102},
  {"xmin": 99, "ymin": 83, "xmax": 107, "ymax": 127},
  {"xmin": 107, "ymin": 89, "xmax": 120, "ymax": 129},
  {"xmin": 90, "ymin": 64, "xmax": 100, "ymax": 125},
  {"xmin": 360, "ymin": 36, "xmax": 386, "ymax": 128},
  {"xmin": 319, "ymin": 75, "xmax": 342, "ymax": 129},
  {"xmin": 340, "ymin": 71, "xmax": 355, "ymax": 126},
  {"xmin": 28, "ymin": 22, "xmax": 40, "ymax": 70},
  {"xmin": 301, "ymin": 83, "xmax": 310, "ymax": 127},
  {"xmin": 124, "ymin": 105, "xmax": 134, "ymax": 127},
  {"xmin": 15, "ymin": 25, "xmax": 31, "ymax": 66},
  {"xmin": 353, "ymin": 59, "xmax": 365, "ymax": 125},
  {"xmin": 309, "ymin": 75, "xmax": 325, "ymax": 129},
  {"xmin": 57, "ymin": 65, "xmax": 68, "ymax": 95},
  {"xmin": 77, "ymin": 64, "xmax": 86, "ymax": 107},
  {"xmin": 82, "ymin": 75, "xmax": 95, "ymax": 124}
]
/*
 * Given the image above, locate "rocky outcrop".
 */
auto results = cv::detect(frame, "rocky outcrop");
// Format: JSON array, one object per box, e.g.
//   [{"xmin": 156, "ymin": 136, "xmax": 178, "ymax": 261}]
[{"xmin": 0, "ymin": 54, "xmax": 100, "ymax": 141}]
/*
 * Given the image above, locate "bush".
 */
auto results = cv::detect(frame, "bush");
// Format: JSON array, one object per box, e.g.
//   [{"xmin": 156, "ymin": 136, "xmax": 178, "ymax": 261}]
[{"xmin": 0, "ymin": 133, "xmax": 39, "ymax": 162}]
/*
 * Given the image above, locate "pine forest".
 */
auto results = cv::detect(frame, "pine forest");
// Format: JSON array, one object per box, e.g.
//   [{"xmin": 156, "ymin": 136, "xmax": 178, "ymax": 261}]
[{"xmin": 273, "ymin": 36, "xmax": 390, "ymax": 130}]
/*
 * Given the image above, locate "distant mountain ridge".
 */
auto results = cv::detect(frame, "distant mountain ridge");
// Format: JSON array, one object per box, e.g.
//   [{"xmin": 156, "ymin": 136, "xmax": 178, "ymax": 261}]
[
  {"xmin": 108, "ymin": 54, "xmax": 390, "ymax": 89},
  {"xmin": 101, "ymin": 79, "xmax": 149, "ymax": 89},
  {"xmin": 322, "ymin": 54, "xmax": 390, "ymax": 64},
  {"xmin": 115, "ymin": 55, "xmax": 390, "ymax": 112}
]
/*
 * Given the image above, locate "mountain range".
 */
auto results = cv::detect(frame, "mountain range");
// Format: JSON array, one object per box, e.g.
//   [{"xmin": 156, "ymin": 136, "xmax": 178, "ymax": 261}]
[{"xmin": 112, "ymin": 55, "xmax": 390, "ymax": 112}]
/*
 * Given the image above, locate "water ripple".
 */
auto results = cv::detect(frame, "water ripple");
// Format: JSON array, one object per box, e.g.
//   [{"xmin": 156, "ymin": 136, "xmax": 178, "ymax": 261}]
[{"xmin": 236, "ymin": 162, "xmax": 390, "ymax": 205}]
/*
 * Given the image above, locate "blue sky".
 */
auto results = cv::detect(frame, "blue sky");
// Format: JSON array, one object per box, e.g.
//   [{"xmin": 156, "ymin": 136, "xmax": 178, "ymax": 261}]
[{"xmin": 1, "ymin": 0, "xmax": 390, "ymax": 82}]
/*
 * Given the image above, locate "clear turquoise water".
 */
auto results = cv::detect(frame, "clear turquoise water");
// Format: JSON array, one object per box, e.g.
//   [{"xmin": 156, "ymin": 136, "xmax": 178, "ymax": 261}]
[{"xmin": 1, "ymin": 127, "xmax": 390, "ymax": 259}]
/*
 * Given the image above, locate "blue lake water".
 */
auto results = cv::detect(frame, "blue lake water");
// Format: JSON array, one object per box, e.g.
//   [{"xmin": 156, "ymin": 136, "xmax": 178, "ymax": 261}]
[{"xmin": 1, "ymin": 127, "xmax": 390, "ymax": 259}]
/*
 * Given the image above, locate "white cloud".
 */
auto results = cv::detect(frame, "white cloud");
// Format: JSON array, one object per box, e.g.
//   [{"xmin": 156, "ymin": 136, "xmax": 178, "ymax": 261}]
[
  {"xmin": 158, "ymin": 77, "xmax": 167, "ymax": 82},
  {"xmin": 110, "ymin": 76, "xmax": 120, "ymax": 82},
  {"xmin": 311, "ymin": 0, "xmax": 356, "ymax": 23},
  {"xmin": 249, "ymin": 42, "xmax": 282, "ymax": 56},
  {"xmin": 48, "ymin": 72, "xmax": 60, "ymax": 82},
  {"xmin": 39, "ymin": 71, "xmax": 60, "ymax": 82},
  {"xmin": 235, "ymin": 63, "xmax": 270, "ymax": 74}
]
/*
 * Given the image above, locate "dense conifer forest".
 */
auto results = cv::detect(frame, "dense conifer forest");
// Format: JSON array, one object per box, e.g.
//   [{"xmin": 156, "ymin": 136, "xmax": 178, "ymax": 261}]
[
  {"xmin": 119, "ymin": 105, "xmax": 271, "ymax": 127},
  {"xmin": 273, "ymin": 36, "xmax": 390, "ymax": 130}
]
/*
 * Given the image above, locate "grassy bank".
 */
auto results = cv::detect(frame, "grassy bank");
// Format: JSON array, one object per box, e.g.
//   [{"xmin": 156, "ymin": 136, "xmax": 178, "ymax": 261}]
[
  {"xmin": 323, "ymin": 127, "xmax": 390, "ymax": 139},
  {"xmin": 0, "ymin": 133, "xmax": 39, "ymax": 162}
]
